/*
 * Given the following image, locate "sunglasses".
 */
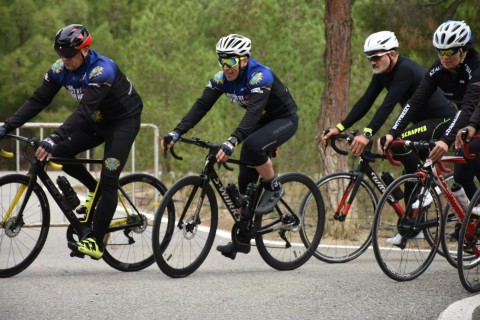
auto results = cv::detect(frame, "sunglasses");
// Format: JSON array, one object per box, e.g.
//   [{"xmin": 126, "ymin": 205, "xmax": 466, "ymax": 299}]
[
  {"xmin": 366, "ymin": 51, "xmax": 392, "ymax": 62},
  {"xmin": 54, "ymin": 46, "xmax": 80, "ymax": 59},
  {"xmin": 218, "ymin": 57, "xmax": 244, "ymax": 68},
  {"xmin": 435, "ymin": 47, "xmax": 460, "ymax": 57}
]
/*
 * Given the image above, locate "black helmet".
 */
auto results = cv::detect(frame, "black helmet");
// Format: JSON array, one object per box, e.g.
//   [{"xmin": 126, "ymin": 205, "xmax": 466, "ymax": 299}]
[{"xmin": 54, "ymin": 24, "xmax": 92, "ymax": 58}]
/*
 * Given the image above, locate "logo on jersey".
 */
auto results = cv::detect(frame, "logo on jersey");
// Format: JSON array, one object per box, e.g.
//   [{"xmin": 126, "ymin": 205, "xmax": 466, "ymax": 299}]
[
  {"xmin": 213, "ymin": 71, "xmax": 224, "ymax": 84},
  {"xmin": 89, "ymin": 66, "xmax": 104, "ymax": 79},
  {"xmin": 51, "ymin": 60, "xmax": 63, "ymax": 74},
  {"xmin": 249, "ymin": 72, "xmax": 263, "ymax": 86},
  {"xmin": 104, "ymin": 158, "xmax": 121, "ymax": 171},
  {"xmin": 90, "ymin": 111, "xmax": 103, "ymax": 122}
]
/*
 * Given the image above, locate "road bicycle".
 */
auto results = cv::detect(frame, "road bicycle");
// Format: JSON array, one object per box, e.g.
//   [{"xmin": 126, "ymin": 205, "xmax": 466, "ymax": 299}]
[
  {"xmin": 0, "ymin": 134, "xmax": 168, "ymax": 277},
  {"xmin": 315, "ymin": 132, "xmax": 403, "ymax": 263},
  {"xmin": 372, "ymin": 139, "xmax": 473, "ymax": 281},
  {"xmin": 457, "ymin": 134, "xmax": 480, "ymax": 292},
  {"xmin": 151, "ymin": 136, "xmax": 324, "ymax": 278}
]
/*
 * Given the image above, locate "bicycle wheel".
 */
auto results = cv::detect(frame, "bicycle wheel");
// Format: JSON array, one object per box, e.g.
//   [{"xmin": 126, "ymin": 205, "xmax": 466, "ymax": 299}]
[
  {"xmin": 458, "ymin": 187, "xmax": 480, "ymax": 293},
  {"xmin": 372, "ymin": 173, "xmax": 441, "ymax": 281},
  {"xmin": 255, "ymin": 172, "xmax": 324, "ymax": 270},
  {"xmin": 152, "ymin": 175, "xmax": 218, "ymax": 278},
  {"xmin": 102, "ymin": 173, "xmax": 168, "ymax": 272},
  {"xmin": 314, "ymin": 172, "xmax": 376, "ymax": 263},
  {"xmin": 0, "ymin": 174, "xmax": 50, "ymax": 278}
]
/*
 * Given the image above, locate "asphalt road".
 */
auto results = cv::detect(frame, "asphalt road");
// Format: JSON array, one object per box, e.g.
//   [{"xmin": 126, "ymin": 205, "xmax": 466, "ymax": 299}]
[{"xmin": 1, "ymin": 226, "xmax": 478, "ymax": 320}]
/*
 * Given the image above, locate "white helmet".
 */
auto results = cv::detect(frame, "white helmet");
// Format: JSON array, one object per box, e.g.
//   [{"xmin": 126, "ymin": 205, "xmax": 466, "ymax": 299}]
[
  {"xmin": 216, "ymin": 34, "xmax": 251, "ymax": 58},
  {"xmin": 433, "ymin": 20, "xmax": 471, "ymax": 49},
  {"xmin": 364, "ymin": 31, "xmax": 399, "ymax": 53}
]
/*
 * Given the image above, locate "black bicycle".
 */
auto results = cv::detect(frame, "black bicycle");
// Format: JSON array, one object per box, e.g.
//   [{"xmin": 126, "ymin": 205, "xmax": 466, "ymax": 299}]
[
  {"xmin": 0, "ymin": 134, "xmax": 168, "ymax": 277},
  {"xmin": 152, "ymin": 136, "xmax": 324, "ymax": 278}
]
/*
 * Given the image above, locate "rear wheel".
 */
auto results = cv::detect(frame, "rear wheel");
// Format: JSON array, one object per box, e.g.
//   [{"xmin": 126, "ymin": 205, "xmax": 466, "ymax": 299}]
[
  {"xmin": 102, "ymin": 173, "xmax": 168, "ymax": 272},
  {"xmin": 255, "ymin": 173, "xmax": 324, "ymax": 270},
  {"xmin": 372, "ymin": 174, "xmax": 441, "ymax": 281},
  {"xmin": 0, "ymin": 174, "xmax": 50, "ymax": 278},
  {"xmin": 314, "ymin": 172, "xmax": 376, "ymax": 263}
]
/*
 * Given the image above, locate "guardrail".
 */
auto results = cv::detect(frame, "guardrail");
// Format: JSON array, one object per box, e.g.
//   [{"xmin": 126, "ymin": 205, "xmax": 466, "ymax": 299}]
[{"xmin": 3, "ymin": 122, "xmax": 159, "ymax": 179}]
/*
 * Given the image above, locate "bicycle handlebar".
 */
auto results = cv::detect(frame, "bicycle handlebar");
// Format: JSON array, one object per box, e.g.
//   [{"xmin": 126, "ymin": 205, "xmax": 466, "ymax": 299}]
[
  {"xmin": 325, "ymin": 130, "xmax": 385, "ymax": 162},
  {"xmin": 462, "ymin": 133, "xmax": 480, "ymax": 160}
]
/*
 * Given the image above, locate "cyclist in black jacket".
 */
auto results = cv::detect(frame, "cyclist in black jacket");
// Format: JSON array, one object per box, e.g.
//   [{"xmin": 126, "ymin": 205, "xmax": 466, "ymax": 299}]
[
  {"xmin": 323, "ymin": 31, "xmax": 454, "ymax": 176},
  {"xmin": 0, "ymin": 24, "xmax": 143, "ymax": 259},
  {"xmin": 382, "ymin": 20, "xmax": 480, "ymax": 200}
]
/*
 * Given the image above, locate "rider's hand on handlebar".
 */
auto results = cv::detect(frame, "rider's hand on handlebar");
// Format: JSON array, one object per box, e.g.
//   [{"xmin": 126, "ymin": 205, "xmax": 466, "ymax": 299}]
[
  {"xmin": 377, "ymin": 134, "xmax": 393, "ymax": 155},
  {"xmin": 455, "ymin": 126, "xmax": 476, "ymax": 150},
  {"xmin": 216, "ymin": 138, "xmax": 236, "ymax": 163},
  {"xmin": 350, "ymin": 135, "xmax": 369, "ymax": 156},
  {"xmin": 0, "ymin": 126, "xmax": 7, "ymax": 140},
  {"xmin": 161, "ymin": 131, "xmax": 180, "ymax": 152},
  {"xmin": 428, "ymin": 140, "xmax": 448, "ymax": 163},
  {"xmin": 321, "ymin": 127, "xmax": 340, "ymax": 147},
  {"xmin": 35, "ymin": 134, "xmax": 60, "ymax": 161}
]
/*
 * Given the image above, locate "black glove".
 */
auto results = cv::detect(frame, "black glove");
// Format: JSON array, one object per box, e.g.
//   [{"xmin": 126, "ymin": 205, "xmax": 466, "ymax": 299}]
[
  {"xmin": 163, "ymin": 131, "xmax": 181, "ymax": 145},
  {"xmin": 39, "ymin": 134, "xmax": 61, "ymax": 153},
  {"xmin": 220, "ymin": 137, "xmax": 237, "ymax": 156},
  {"xmin": 0, "ymin": 126, "xmax": 7, "ymax": 140}
]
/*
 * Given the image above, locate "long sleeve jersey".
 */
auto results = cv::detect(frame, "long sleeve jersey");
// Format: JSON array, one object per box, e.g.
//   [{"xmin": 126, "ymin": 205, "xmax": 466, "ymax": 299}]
[
  {"xmin": 341, "ymin": 56, "xmax": 454, "ymax": 134},
  {"xmin": 389, "ymin": 48, "xmax": 480, "ymax": 145},
  {"xmin": 174, "ymin": 57, "xmax": 298, "ymax": 142},
  {"xmin": 4, "ymin": 49, "xmax": 143, "ymax": 139}
]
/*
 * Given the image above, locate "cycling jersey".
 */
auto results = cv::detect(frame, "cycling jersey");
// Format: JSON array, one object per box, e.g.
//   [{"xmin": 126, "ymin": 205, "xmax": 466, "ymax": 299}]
[
  {"xmin": 341, "ymin": 56, "xmax": 455, "ymax": 134},
  {"xmin": 174, "ymin": 57, "xmax": 298, "ymax": 142},
  {"xmin": 3, "ymin": 49, "xmax": 143, "ymax": 139},
  {"xmin": 389, "ymin": 48, "xmax": 480, "ymax": 145}
]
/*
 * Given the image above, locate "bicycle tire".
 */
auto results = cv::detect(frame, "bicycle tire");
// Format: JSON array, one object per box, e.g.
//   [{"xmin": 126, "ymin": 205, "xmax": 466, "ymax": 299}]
[
  {"xmin": 255, "ymin": 172, "xmax": 324, "ymax": 271},
  {"xmin": 101, "ymin": 173, "xmax": 168, "ymax": 272},
  {"xmin": 314, "ymin": 172, "xmax": 376, "ymax": 263},
  {"xmin": 152, "ymin": 175, "xmax": 218, "ymax": 278},
  {"xmin": 0, "ymin": 174, "xmax": 50, "ymax": 278},
  {"xmin": 372, "ymin": 173, "xmax": 441, "ymax": 281},
  {"xmin": 458, "ymin": 187, "xmax": 480, "ymax": 293}
]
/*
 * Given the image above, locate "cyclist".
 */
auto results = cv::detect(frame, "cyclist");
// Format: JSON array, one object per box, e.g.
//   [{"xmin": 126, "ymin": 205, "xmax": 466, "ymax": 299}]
[
  {"xmin": 323, "ymin": 31, "xmax": 454, "ymax": 169},
  {"xmin": 0, "ymin": 24, "xmax": 143, "ymax": 259},
  {"xmin": 161, "ymin": 34, "xmax": 298, "ymax": 260},
  {"xmin": 381, "ymin": 20, "xmax": 480, "ymax": 201}
]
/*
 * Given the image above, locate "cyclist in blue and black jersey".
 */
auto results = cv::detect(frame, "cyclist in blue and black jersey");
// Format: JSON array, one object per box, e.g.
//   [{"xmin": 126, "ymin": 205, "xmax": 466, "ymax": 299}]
[
  {"xmin": 383, "ymin": 20, "xmax": 480, "ymax": 200},
  {"xmin": 0, "ymin": 24, "xmax": 143, "ymax": 259},
  {"xmin": 323, "ymin": 31, "xmax": 455, "ymax": 174},
  {"xmin": 162, "ymin": 34, "xmax": 298, "ymax": 260}
]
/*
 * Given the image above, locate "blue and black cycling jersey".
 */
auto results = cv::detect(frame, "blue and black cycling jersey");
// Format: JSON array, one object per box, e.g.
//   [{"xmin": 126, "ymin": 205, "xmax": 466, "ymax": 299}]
[
  {"xmin": 4, "ymin": 49, "xmax": 143, "ymax": 139},
  {"xmin": 389, "ymin": 48, "xmax": 480, "ymax": 145},
  {"xmin": 341, "ymin": 56, "xmax": 455, "ymax": 135},
  {"xmin": 174, "ymin": 57, "xmax": 298, "ymax": 142}
]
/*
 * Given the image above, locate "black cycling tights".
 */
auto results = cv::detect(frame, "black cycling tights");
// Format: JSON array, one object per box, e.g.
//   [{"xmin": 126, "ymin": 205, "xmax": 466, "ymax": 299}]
[
  {"xmin": 52, "ymin": 115, "xmax": 140, "ymax": 241},
  {"xmin": 238, "ymin": 114, "xmax": 298, "ymax": 194}
]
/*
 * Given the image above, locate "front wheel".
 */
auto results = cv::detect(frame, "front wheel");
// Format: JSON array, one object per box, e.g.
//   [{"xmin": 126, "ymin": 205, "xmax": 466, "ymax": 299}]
[
  {"xmin": 458, "ymin": 187, "xmax": 480, "ymax": 293},
  {"xmin": 255, "ymin": 173, "xmax": 324, "ymax": 271},
  {"xmin": 314, "ymin": 172, "xmax": 376, "ymax": 263},
  {"xmin": 372, "ymin": 174, "xmax": 441, "ymax": 281},
  {"xmin": 0, "ymin": 174, "xmax": 50, "ymax": 278},
  {"xmin": 152, "ymin": 175, "xmax": 218, "ymax": 278},
  {"xmin": 102, "ymin": 173, "xmax": 168, "ymax": 272}
]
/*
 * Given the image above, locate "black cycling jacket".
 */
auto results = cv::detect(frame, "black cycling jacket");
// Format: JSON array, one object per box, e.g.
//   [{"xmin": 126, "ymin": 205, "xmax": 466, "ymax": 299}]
[
  {"xmin": 389, "ymin": 48, "xmax": 480, "ymax": 145},
  {"xmin": 341, "ymin": 56, "xmax": 454, "ymax": 134}
]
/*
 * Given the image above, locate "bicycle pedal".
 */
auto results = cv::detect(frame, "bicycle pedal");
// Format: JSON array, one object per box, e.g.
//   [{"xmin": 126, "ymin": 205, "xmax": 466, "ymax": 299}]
[{"xmin": 69, "ymin": 251, "xmax": 85, "ymax": 259}]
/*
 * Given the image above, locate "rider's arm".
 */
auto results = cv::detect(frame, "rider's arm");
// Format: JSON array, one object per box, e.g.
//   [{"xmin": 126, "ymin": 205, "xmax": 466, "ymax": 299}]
[
  {"xmin": 3, "ymin": 67, "xmax": 62, "ymax": 132},
  {"xmin": 338, "ymin": 76, "xmax": 382, "ymax": 132}
]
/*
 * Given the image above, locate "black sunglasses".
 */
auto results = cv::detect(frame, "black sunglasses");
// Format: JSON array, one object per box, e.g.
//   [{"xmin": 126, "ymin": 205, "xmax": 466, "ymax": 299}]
[{"xmin": 54, "ymin": 47, "xmax": 80, "ymax": 59}]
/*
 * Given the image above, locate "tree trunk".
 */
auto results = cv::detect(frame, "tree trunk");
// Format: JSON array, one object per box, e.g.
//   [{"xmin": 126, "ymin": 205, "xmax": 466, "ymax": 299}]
[{"xmin": 317, "ymin": 0, "xmax": 353, "ymax": 175}]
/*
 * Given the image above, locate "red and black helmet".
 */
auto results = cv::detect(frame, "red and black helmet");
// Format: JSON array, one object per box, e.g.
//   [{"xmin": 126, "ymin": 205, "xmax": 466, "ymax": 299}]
[{"xmin": 54, "ymin": 24, "xmax": 92, "ymax": 58}]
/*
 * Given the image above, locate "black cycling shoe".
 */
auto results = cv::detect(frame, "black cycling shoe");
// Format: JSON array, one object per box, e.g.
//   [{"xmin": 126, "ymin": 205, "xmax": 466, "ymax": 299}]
[
  {"xmin": 217, "ymin": 242, "xmax": 251, "ymax": 260},
  {"xmin": 255, "ymin": 187, "xmax": 285, "ymax": 215}
]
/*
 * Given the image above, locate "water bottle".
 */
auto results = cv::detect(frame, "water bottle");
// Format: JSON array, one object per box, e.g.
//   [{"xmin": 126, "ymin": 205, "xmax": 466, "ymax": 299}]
[
  {"xmin": 451, "ymin": 183, "xmax": 470, "ymax": 211},
  {"xmin": 242, "ymin": 182, "xmax": 257, "ymax": 219},
  {"xmin": 381, "ymin": 171, "xmax": 404, "ymax": 200},
  {"xmin": 57, "ymin": 176, "xmax": 81, "ymax": 210},
  {"xmin": 226, "ymin": 183, "xmax": 243, "ymax": 208}
]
